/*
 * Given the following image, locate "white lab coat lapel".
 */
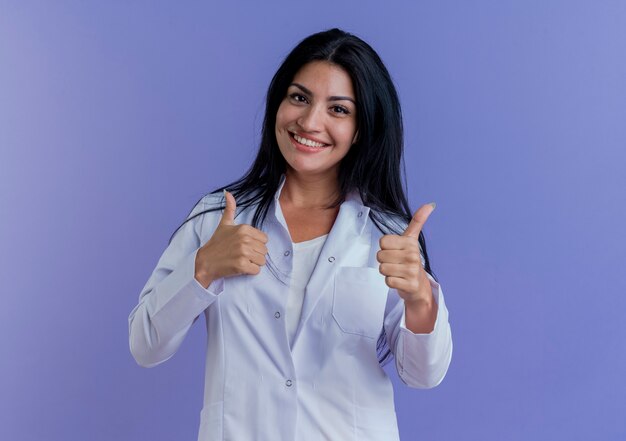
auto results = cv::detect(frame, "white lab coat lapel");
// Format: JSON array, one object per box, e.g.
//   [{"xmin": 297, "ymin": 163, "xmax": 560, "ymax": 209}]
[
  {"xmin": 269, "ymin": 174, "xmax": 372, "ymax": 349},
  {"xmin": 292, "ymin": 191, "xmax": 371, "ymax": 349}
]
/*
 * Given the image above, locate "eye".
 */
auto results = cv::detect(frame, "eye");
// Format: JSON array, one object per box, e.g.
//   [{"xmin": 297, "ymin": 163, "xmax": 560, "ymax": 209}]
[
  {"xmin": 331, "ymin": 105, "xmax": 350, "ymax": 115},
  {"xmin": 289, "ymin": 93, "xmax": 308, "ymax": 103}
]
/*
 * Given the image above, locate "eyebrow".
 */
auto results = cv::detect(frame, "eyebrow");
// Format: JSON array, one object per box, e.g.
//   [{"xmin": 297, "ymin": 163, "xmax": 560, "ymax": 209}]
[{"xmin": 290, "ymin": 83, "xmax": 356, "ymax": 105}]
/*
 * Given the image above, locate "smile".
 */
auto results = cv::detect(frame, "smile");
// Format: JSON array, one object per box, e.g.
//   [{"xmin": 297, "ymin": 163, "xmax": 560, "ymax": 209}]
[{"xmin": 289, "ymin": 131, "xmax": 330, "ymax": 148}]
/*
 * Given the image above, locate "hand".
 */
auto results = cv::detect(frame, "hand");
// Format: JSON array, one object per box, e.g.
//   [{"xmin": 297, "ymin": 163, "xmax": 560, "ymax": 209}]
[
  {"xmin": 194, "ymin": 191, "xmax": 268, "ymax": 288},
  {"xmin": 377, "ymin": 203, "xmax": 436, "ymax": 305}
]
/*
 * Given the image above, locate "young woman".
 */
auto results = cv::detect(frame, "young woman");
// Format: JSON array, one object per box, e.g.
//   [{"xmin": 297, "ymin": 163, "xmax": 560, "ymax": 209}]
[{"xmin": 129, "ymin": 28, "xmax": 452, "ymax": 441}]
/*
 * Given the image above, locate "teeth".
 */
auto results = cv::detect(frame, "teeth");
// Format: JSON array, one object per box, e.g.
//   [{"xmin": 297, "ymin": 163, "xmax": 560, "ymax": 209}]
[{"xmin": 293, "ymin": 133, "xmax": 327, "ymax": 148}]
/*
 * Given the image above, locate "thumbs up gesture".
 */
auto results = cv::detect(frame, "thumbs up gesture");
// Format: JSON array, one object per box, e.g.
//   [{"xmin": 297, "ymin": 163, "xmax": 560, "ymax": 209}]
[
  {"xmin": 194, "ymin": 191, "xmax": 269, "ymax": 288},
  {"xmin": 376, "ymin": 203, "xmax": 436, "ymax": 305}
]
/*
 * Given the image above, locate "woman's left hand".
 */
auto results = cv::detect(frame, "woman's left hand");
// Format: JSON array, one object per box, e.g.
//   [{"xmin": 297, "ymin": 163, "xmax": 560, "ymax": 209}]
[{"xmin": 376, "ymin": 203, "xmax": 436, "ymax": 305}]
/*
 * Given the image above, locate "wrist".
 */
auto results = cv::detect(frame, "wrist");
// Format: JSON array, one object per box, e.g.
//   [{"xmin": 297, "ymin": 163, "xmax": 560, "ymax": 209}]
[
  {"xmin": 403, "ymin": 276, "xmax": 434, "ymax": 308},
  {"xmin": 404, "ymin": 295, "xmax": 434, "ymax": 310},
  {"xmin": 194, "ymin": 250, "xmax": 215, "ymax": 289},
  {"xmin": 404, "ymin": 296, "xmax": 437, "ymax": 334}
]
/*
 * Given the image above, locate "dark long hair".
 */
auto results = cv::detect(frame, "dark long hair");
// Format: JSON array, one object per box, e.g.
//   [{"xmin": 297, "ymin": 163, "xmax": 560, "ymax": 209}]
[{"xmin": 169, "ymin": 28, "xmax": 437, "ymax": 365}]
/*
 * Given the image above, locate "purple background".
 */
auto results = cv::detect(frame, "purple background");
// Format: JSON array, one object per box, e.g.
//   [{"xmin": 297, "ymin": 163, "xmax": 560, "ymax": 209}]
[{"xmin": 2, "ymin": 1, "xmax": 625, "ymax": 440}]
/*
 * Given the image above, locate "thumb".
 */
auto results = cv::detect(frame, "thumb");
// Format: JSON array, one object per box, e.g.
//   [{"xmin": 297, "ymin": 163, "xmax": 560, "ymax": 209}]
[
  {"xmin": 219, "ymin": 190, "xmax": 236, "ymax": 226},
  {"xmin": 403, "ymin": 202, "xmax": 436, "ymax": 238}
]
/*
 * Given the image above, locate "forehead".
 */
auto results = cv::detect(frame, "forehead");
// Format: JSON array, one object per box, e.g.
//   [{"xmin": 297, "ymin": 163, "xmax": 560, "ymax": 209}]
[{"xmin": 291, "ymin": 61, "xmax": 355, "ymax": 97}]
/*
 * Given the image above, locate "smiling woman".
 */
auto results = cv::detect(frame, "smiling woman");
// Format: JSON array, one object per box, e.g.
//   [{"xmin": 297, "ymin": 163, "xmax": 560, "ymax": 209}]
[
  {"xmin": 128, "ymin": 28, "xmax": 452, "ymax": 441},
  {"xmin": 275, "ymin": 61, "xmax": 358, "ymax": 177}
]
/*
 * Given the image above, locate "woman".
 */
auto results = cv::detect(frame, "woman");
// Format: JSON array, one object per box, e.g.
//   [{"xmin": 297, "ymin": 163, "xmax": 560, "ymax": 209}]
[{"xmin": 129, "ymin": 28, "xmax": 452, "ymax": 441}]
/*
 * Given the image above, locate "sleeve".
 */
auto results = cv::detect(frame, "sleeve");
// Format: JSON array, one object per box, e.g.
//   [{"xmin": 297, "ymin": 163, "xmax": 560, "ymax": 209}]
[
  {"xmin": 128, "ymin": 195, "xmax": 224, "ymax": 368},
  {"xmin": 382, "ymin": 247, "xmax": 453, "ymax": 388}
]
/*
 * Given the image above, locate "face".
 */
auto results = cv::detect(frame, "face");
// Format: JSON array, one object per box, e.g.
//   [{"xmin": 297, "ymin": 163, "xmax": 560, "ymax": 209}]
[{"xmin": 275, "ymin": 61, "xmax": 358, "ymax": 180}]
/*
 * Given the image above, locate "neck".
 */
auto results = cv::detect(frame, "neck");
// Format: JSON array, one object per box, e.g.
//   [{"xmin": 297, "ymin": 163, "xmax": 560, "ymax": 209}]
[{"xmin": 279, "ymin": 169, "xmax": 341, "ymax": 210}]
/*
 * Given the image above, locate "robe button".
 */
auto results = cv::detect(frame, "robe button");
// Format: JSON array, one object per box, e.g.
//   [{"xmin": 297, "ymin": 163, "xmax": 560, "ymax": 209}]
[
  {"xmin": 285, "ymin": 379, "xmax": 293, "ymax": 387},
  {"xmin": 328, "ymin": 256, "xmax": 335, "ymax": 263},
  {"xmin": 358, "ymin": 211, "xmax": 363, "ymax": 217},
  {"xmin": 284, "ymin": 250, "xmax": 291, "ymax": 256},
  {"xmin": 275, "ymin": 311, "xmax": 281, "ymax": 319}
]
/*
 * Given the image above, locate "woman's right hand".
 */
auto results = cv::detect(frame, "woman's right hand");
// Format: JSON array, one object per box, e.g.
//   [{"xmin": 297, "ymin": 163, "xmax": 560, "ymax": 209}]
[{"xmin": 194, "ymin": 191, "xmax": 268, "ymax": 288}]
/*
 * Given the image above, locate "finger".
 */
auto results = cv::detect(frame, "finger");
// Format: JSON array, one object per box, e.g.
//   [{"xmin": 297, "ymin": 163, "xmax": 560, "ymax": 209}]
[
  {"xmin": 376, "ymin": 249, "xmax": 421, "ymax": 265},
  {"xmin": 237, "ymin": 224, "xmax": 269, "ymax": 244},
  {"xmin": 220, "ymin": 190, "xmax": 237, "ymax": 226},
  {"xmin": 243, "ymin": 260, "xmax": 263, "ymax": 275},
  {"xmin": 384, "ymin": 276, "xmax": 416, "ymax": 293},
  {"xmin": 379, "ymin": 234, "xmax": 420, "ymax": 251},
  {"xmin": 403, "ymin": 202, "xmax": 436, "ymax": 238},
  {"xmin": 237, "ymin": 240, "xmax": 267, "ymax": 265},
  {"xmin": 247, "ymin": 239, "xmax": 268, "ymax": 257},
  {"xmin": 379, "ymin": 262, "xmax": 420, "ymax": 279},
  {"xmin": 247, "ymin": 250, "xmax": 267, "ymax": 267},
  {"xmin": 232, "ymin": 256, "xmax": 263, "ymax": 275},
  {"xmin": 233, "ymin": 239, "xmax": 264, "ymax": 257}
]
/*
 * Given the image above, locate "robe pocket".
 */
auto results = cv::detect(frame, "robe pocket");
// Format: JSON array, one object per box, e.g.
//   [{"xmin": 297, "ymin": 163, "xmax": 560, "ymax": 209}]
[
  {"xmin": 198, "ymin": 401, "xmax": 223, "ymax": 440},
  {"xmin": 332, "ymin": 266, "xmax": 389, "ymax": 339}
]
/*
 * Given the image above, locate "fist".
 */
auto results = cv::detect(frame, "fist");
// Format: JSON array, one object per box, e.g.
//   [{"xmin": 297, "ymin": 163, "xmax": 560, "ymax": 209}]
[
  {"xmin": 194, "ymin": 190, "xmax": 268, "ymax": 288},
  {"xmin": 376, "ymin": 203, "xmax": 436, "ymax": 304}
]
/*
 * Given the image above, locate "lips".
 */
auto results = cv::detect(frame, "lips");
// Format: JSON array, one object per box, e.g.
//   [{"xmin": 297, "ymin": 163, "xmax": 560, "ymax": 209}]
[
  {"xmin": 287, "ymin": 131, "xmax": 331, "ymax": 153},
  {"xmin": 288, "ymin": 131, "xmax": 330, "ymax": 148}
]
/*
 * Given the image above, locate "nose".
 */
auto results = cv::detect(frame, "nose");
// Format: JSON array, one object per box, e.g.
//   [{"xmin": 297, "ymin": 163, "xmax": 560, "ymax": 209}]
[{"xmin": 297, "ymin": 104, "xmax": 324, "ymax": 132}]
